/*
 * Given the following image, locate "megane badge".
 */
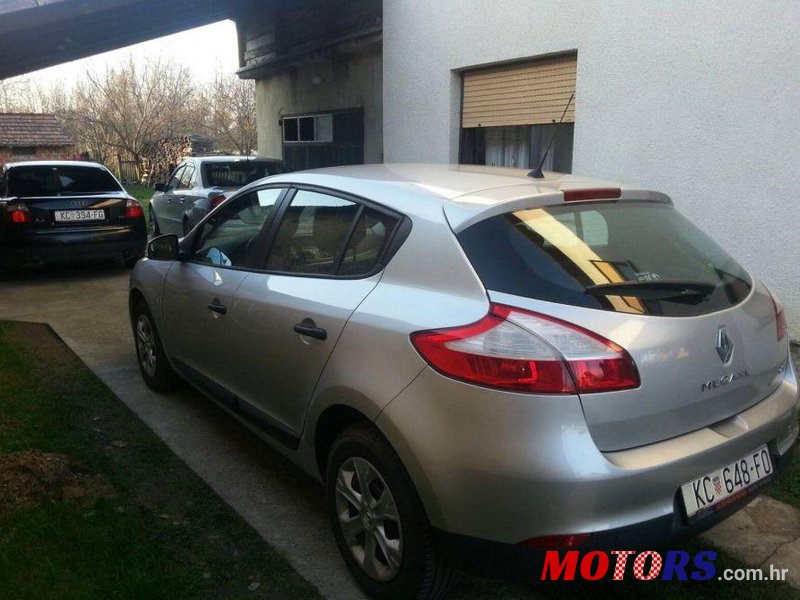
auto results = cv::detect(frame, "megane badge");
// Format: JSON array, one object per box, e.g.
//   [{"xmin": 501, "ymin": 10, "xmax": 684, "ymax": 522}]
[{"xmin": 716, "ymin": 327, "xmax": 734, "ymax": 365}]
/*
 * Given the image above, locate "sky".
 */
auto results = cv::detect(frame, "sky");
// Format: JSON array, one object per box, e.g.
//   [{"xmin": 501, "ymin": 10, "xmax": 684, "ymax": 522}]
[{"xmin": 13, "ymin": 20, "xmax": 239, "ymax": 88}]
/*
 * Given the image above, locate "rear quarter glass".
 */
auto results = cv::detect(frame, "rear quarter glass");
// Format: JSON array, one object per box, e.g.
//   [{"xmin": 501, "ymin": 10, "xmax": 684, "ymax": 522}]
[{"xmin": 457, "ymin": 201, "xmax": 751, "ymax": 317}]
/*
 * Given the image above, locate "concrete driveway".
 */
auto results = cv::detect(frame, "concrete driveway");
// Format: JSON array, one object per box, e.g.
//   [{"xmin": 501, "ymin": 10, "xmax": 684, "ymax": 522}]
[{"xmin": 0, "ymin": 263, "xmax": 538, "ymax": 600}]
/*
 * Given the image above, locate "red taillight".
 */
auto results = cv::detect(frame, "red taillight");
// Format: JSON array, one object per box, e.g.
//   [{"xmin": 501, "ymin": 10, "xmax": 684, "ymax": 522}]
[
  {"xmin": 519, "ymin": 534, "xmax": 591, "ymax": 548},
  {"xmin": 768, "ymin": 290, "xmax": 788, "ymax": 341},
  {"xmin": 125, "ymin": 198, "xmax": 144, "ymax": 219},
  {"xmin": 210, "ymin": 194, "xmax": 226, "ymax": 210},
  {"xmin": 5, "ymin": 203, "xmax": 30, "ymax": 224},
  {"xmin": 410, "ymin": 303, "xmax": 639, "ymax": 394},
  {"xmin": 562, "ymin": 188, "xmax": 621, "ymax": 202}
]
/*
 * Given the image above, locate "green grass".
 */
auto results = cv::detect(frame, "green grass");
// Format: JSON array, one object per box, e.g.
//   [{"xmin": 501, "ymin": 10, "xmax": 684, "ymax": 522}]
[
  {"xmin": 127, "ymin": 184, "xmax": 153, "ymax": 231},
  {"xmin": 0, "ymin": 321, "xmax": 320, "ymax": 600},
  {"xmin": 769, "ymin": 446, "xmax": 800, "ymax": 511}
]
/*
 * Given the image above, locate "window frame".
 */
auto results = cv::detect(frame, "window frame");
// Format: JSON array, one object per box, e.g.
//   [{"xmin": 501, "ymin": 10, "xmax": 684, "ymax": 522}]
[
  {"xmin": 281, "ymin": 113, "xmax": 334, "ymax": 144},
  {"xmin": 178, "ymin": 183, "xmax": 411, "ymax": 280}
]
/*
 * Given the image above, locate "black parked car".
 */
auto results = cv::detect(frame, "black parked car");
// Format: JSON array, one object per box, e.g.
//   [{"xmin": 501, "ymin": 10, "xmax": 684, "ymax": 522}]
[
  {"xmin": 0, "ymin": 161, "xmax": 147, "ymax": 273},
  {"xmin": 150, "ymin": 156, "xmax": 290, "ymax": 236}
]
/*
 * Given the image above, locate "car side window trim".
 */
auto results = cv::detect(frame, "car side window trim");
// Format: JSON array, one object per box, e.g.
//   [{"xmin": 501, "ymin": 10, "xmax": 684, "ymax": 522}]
[
  {"xmin": 178, "ymin": 183, "xmax": 412, "ymax": 279},
  {"xmin": 332, "ymin": 204, "xmax": 365, "ymax": 274}
]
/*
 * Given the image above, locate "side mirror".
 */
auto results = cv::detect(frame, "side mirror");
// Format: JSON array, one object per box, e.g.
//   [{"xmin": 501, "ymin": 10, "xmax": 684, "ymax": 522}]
[
  {"xmin": 147, "ymin": 234, "xmax": 179, "ymax": 261},
  {"xmin": 153, "ymin": 182, "xmax": 168, "ymax": 192}
]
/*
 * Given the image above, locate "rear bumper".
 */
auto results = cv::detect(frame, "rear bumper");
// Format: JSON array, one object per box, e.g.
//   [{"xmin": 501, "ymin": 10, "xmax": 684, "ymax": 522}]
[
  {"xmin": 0, "ymin": 224, "xmax": 146, "ymax": 265},
  {"xmin": 433, "ymin": 439, "xmax": 796, "ymax": 581},
  {"xmin": 377, "ymin": 358, "xmax": 799, "ymax": 546}
]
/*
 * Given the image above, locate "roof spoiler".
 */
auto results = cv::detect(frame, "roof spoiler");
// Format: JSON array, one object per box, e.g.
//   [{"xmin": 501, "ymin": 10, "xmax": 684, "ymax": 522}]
[{"xmin": 444, "ymin": 189, "xmax": 672, "ymax": 232}]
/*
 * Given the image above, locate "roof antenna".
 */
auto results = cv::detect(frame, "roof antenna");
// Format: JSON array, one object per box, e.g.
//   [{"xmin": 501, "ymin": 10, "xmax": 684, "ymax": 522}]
[{"xmin": 528, "ymin": 92, "xmax": 574, "ymax": 179}]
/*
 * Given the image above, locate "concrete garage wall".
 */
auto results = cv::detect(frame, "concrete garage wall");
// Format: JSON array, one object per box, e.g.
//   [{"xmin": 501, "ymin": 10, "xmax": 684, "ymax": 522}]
[
  {"xmin": 383, "ymin": 1, "xmax": 800, "ymax": 338},
  {"xmin": 255, "ymin": 46, "xmax": 383, "ymax": 162}
]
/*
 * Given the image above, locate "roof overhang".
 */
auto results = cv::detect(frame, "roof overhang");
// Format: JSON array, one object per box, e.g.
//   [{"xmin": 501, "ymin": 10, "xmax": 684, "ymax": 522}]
[{"xmin": 0, "ymin": 0, "xmax": 260, "ymax": 79}]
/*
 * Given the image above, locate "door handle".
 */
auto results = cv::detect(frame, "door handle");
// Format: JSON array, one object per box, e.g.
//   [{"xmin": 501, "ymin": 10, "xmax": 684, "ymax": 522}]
[
  {"xmin": 293, "ymin": 318, "xmax": 327, "ymax": 340},
  {"xmin": 207, "ymin": 299, "xmax": 227, "ymax": 315}
]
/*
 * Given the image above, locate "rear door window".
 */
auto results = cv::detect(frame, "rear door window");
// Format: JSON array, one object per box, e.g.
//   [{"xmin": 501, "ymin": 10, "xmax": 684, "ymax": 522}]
[
  {"xmin": 338, "ymin": 208, "xmax": 398, "ymax": 276},
  {"xmin": 457, "ymin": 201, "xmax": 752, "ymax": 316},
  {"xmin": 265, "ymin": 190, "xmax": 398, "ymax": 277},
  {"xmin": 266, "ymin": 190, "xmax": 359, "ymax": 275}
]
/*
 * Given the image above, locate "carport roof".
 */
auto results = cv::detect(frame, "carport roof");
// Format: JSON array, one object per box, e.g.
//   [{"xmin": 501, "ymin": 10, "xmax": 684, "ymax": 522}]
[{"xmin": 0, "ymin": 0, "xmax": 261, "ymax": 79}]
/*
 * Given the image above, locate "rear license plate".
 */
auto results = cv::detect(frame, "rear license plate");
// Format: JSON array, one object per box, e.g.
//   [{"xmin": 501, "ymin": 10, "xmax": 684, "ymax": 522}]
[
  {"xmin": 681, "ymin": 445, "xmax": 773, "ymax": 518},
  {"xmin": 54, "ymin": 209, "xmax": 105, "ymax": 222}
]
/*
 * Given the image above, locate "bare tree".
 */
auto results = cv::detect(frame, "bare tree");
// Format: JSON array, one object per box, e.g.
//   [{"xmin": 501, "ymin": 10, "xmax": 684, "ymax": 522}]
[
  {"xmin": 66, "ymin": 56, "xmax": 195, "ymax": 165},
  {"xmin": 0, "ymin": 78, "xmax": 37, "ymax": 111},
  {"xmin": 198, "ymin": 72, "xmax": 257, "ymax": 155}
]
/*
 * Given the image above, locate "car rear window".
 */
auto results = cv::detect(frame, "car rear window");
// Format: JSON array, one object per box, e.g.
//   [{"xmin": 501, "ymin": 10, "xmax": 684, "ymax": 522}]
[
  {"xmin": 203, "ymin": 161, "xmax": 289, "ymax": 187},
  {"xmin": 8, "ymin": 165, "xmax": 122, "ymax": 196},
  {"xmin": 457, "ymin": 201, "xmax": 752, "ymax": 317}
]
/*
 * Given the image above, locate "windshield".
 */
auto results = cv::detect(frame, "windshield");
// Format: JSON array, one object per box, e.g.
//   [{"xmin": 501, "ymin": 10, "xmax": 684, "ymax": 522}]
[
  {"xmin": 457, "ymin": 201, "xmax": 752, "ymax": 317},
  {"xmin": 202, "ymin": 161, "xmax": 289, "ymax": 188},
  {"xmin": 8, "ymin": 165, "xmax": 122, "ymax": 196}
]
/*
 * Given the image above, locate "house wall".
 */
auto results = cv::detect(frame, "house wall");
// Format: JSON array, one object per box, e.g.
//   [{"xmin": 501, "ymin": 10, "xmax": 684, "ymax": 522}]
[
  {"xmin": 0, "ymin": 145, "xmax": 73, "ymax": 163},
  {"xmin": 383, "ymin": 0, "xmax": 800, "ymax": 337},
  {"xmin": 237, "ymin": 0, "xmax": 383, "ymax": 165},
  {"xmin": 254, "ymin": 46, "xmax": 383, "ymax": 162}
]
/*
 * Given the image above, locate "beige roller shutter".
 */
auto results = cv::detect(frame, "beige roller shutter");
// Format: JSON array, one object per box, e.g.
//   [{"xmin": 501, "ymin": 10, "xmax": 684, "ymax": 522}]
[{"xmin": 462, "ymin": 56, "xmax": 576, "ymax": 128}]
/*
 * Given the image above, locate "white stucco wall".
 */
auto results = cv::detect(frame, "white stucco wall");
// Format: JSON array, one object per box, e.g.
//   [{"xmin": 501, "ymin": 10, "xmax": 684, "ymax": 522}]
[
  {"xmin": 384, "ymin": 1, "xmax": 800, "ymax": 338},
  {"xmin": 255, "ymin": 45, "xmax": 383, "ymax": 163}
]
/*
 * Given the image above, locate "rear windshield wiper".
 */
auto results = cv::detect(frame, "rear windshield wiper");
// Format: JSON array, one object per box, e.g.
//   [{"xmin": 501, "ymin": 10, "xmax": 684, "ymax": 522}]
[{"xmin": 584, "ymin": 280, "xmax": 716, "ymax": 301}]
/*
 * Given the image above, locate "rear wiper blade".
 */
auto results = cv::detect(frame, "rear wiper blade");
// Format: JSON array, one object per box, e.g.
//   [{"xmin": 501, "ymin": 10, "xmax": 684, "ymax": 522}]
[{"xmin": 584, "ymin": 280, "xmax": 716, "ymax": 300}]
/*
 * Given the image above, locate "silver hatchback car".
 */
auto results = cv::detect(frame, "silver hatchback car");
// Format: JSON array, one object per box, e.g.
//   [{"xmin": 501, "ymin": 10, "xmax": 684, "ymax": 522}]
[{"xmin": 130, "ymin": 164, "xmax": 798, "ymax": 598}]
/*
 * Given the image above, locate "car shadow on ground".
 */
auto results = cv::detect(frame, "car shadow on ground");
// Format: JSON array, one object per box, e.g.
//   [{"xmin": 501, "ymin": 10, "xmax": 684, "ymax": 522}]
[{"xmin": 1, "ymin": 260, "xmax": 132, "ymax": 285}]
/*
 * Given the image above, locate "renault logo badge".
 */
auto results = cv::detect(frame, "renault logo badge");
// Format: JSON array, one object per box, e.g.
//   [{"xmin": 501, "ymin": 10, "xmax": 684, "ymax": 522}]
[{"xmin": 716, "ymin": 327, "xmax": 734, "ymax": 365}]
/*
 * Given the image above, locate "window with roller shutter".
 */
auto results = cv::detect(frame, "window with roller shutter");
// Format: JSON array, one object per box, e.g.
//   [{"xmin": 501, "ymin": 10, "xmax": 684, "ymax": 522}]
[{"xmin": 459, "ymin": 54, "xmax": 577, "ymax": 173}]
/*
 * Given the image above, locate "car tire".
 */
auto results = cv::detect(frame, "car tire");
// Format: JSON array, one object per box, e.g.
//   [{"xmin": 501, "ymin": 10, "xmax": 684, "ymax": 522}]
[
  {"xmin": 123, "ymin": 256, "xmax": 140, "ymax": 268},
  {"xmin": 150, "ymin": 207, "xmax": 161, "ymax": 237},
  {"xmin": 326, "ymin": 423, "xmax": 452, "ymax": 600},
  {"xmin": 131, "ymin": 298, "xmax": 180, "ymax": 392}
]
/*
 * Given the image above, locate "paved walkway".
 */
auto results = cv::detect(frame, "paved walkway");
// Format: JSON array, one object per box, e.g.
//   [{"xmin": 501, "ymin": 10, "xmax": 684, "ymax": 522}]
[{"xmin": 702, "ymin": 495, "xmax": 800, "ymax": 588}]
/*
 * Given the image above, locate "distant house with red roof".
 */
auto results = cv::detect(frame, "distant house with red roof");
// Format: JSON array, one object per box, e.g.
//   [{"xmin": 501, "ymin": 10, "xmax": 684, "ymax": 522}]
[{"xmin": 0, "ymin": 113, "xmax": 74, "ymax": 163}]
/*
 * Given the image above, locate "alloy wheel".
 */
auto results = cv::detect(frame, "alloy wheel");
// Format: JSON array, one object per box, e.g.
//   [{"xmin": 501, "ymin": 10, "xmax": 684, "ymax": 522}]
[
  {"xmin": 135, "ymin": 313, "xmax": 158, "ymax": 378},
  {"xmin": 335, "ymin": 456, "xmax": 403, "ymax": 582}
]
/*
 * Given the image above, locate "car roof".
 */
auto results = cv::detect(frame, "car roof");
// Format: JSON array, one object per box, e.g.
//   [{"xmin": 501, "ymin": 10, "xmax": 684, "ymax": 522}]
[
  {"xmin": 185, "ymin": 155, "xmax": 284, "ymax": 163},
  {"xmin": 260, "ymin": 163, "xmax": 670, "ymax": 231},
  {"xmin": 4, "ymin": 160, "xmax": 110, "ymax": 169}
]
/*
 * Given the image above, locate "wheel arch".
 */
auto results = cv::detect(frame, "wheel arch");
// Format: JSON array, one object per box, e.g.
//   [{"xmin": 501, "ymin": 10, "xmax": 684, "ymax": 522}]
[
  {"xmin": 314, "ymin": 404, "xmax": 372, "ymax": 478},
  {"xmin": 129, "ymin": 288, "xmax": 147, "ymax": 325}
]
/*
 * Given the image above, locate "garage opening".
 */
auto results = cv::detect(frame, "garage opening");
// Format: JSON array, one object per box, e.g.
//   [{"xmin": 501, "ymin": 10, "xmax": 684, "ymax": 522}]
[{"xmin": 459, "ymin": 54, "xmax": 576, "ymax": 173}]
